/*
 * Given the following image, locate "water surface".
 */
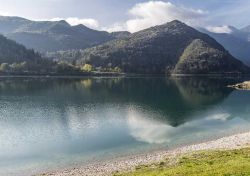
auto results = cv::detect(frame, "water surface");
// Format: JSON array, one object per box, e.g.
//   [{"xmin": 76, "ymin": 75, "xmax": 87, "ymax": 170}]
[{"xmin": 0, "ymin": 76, "xmax": 250, "ymax": 175}]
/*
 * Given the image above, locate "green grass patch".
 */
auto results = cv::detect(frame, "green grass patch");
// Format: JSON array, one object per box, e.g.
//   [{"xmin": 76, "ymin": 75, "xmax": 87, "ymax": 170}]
[{"xmin": 114, "ymin": 148, "xmax": 250, "ymax": 176}]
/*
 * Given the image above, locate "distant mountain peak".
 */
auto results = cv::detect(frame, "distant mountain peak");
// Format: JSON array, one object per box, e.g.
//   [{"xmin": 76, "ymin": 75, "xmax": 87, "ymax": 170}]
[
  {"xmin": 167, "ymin": 20, "xmax": 185, "ymax": 25},
  {"xmin": 158, "ymin": 20, "xmax": 188, "ymax": 29},
  {"xmin": 73, "ymin": 24, "xmax": 92, "ymax": 31},
  {"xmin": 55, "ymin": 20, "xmax": 70, "ymax": 26},
  {"xmin": 0, "ymin": 15, "xmax": 30, "ymax": 22},
  {"xmin": 0, "ymin": 16, "xmax": 115, "ymax": 52},
  {"xmin": 241, "ymin": 25, "xmax": 250, "ymax": 32},
  {"xmin": 74, "ymin": 24, "xmax": 86, "ymax": 28},
  {"xmin": 134, "ymin": 20, "xmax": 194, "ymax": 38},
  {"xmin": 228, "ymin": 25, "xmax": 239, "ymax": 31}
]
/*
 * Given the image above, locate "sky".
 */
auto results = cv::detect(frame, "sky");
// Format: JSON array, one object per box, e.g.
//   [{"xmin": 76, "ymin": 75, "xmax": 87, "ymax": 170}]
[{"xmin": 0, "ymin": 0, "xmax": 250, "ymax": 33}]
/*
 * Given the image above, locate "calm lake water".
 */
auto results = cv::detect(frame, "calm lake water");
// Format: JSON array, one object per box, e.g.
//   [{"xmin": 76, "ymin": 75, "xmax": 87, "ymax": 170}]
[{"xmin": 1, "ymin": 76, "xmax": 250, "ymax": 175}]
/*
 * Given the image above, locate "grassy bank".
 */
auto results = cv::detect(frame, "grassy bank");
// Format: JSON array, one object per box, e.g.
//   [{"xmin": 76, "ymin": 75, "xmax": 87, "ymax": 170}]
[{"xmin": 114, "ymin": 147, "xmax": 250, "ymax": 176}]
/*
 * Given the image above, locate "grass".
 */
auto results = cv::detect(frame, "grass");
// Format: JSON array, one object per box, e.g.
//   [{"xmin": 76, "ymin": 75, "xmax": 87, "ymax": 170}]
[{"xmin": 114, "ymin": 147, "xmax": 250, "ymax": 176}]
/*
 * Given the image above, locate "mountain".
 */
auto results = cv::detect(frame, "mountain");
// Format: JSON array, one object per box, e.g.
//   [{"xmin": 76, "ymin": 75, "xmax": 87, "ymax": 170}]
[
  {"xmin": 241, "ymin": 25, "xmax": 250, "ymax": 42},
  {"xmin": 0, "ymin": 16, "xmax": 115, "ymax": 52},
  {"xmin": 0, "ymin": 34, "xmax": 54, "ymax": 73},
  {"xmin": 73, "ymin": 20, "xmax": 249, "ymax": 74},
  {"xmin": 199, "ymin": 27, "xmax": 250, "ymax": 66},
  {"xmin": 0, "ymin": 34, "xmax": 40, "ymax": 63},
  {"xmin": 110, "ymin": 31, "xmax": 131, "ymax": 39},
  {"xmin": 241, "ymin": 25, "xmax": 250, "ymax": 33}
]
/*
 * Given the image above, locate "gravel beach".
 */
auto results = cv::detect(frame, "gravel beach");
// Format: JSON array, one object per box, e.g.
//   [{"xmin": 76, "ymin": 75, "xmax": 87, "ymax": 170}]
[{"xmin": 38, "ymin": 131, "xmax": 250, "ymax": 176}]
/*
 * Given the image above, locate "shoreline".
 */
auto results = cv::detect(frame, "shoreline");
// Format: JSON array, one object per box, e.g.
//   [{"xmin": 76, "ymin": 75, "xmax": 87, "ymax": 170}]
[
  {"xmin": 39, "ymin": 131, "xmax": 250, "ymax": 176},
  {"xmin": 0, "ymin": 73, "xmax": 250, "ymax": 78}
]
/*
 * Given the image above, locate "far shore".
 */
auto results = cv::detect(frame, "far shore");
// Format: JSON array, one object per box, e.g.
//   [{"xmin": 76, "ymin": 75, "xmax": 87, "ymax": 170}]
[
  {"xmin": 39, "ymin": 131, "xmax": 250, "ymax": 176},
  {"xmin": 0, "ymin": 73, "xmax": 250, "ymax": 79}
]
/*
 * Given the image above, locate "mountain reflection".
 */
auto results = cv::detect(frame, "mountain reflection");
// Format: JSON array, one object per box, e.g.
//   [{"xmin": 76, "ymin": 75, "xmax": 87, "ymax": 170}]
[
  {"xmin": 1, "ymin": 76, "xmax": 250, "ymax": 174},
  {"xmin": 0, "ymin": 76, "xmax": 241, "ymax": 126},
  {"xmin": 126, "ymin": 107, "xmax": 246, "ymax": 144}
]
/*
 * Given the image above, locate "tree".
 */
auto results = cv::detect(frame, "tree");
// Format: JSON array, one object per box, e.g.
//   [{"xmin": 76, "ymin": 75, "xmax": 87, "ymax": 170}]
[
  {"xmin": 81, "ymin": 64, "xmax": 93, "ymax": 72},
  {"xmin": 56, "ymin": 61, "xmax": 80, "ymax": 73},
  {"xmin": 0, "ymin": 63, "xmax": 10, "ymax": 72},
  {"xmin": 114, "ymin": 67, "xmax": 122, "ymax": 73},
  {"xmin": 9, "ymin": 62, "xmax": 28, "ymax": 72}
]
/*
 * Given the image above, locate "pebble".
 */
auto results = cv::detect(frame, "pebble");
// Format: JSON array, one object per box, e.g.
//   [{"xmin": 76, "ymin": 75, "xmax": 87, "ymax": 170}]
[{"xmin": 39, "ymin": 132, "xmax": 250, "ymax": 176}]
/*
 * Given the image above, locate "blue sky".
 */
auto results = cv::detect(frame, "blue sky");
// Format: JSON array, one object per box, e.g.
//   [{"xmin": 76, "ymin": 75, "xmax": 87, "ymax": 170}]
[{"xmin": 0, "ymin": 0, "xmax": 249, "ymax": 32}]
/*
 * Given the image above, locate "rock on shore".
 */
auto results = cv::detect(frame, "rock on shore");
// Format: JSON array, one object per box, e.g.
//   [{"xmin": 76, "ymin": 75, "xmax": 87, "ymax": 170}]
[{"xmin": 228, "ymin": 81, "xmax": 250, "ymax": 90}]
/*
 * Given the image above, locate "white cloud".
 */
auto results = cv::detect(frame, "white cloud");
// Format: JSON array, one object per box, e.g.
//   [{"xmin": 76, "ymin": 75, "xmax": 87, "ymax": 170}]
[
  {"xmin": 206, "ymin": 113, "xmax": 231, "ymax": 121},
  {"xmin": 127, "ymin": 108, "xmax": 173, "ymax": 144},
  {"xmin": 105, "ymin": 1, "xmax": 206, "ymax": 33},
  {"xmin": 102, "ymin": 23, "xmax": 127, "ymax": 32},
  {"xmin": 0, "ymin": 11, "xmax": 12, "ymax": 16},
  {"xmin": 206, "ymin": 25, "xmax": 233, "ymax": 34},
  {"xmin": 50, "ymin": 17, "xmax": 99, "ymax": 29},
  {"xmin": 126, "ymin": 106, "xmax": 243, "ymax": 145}
]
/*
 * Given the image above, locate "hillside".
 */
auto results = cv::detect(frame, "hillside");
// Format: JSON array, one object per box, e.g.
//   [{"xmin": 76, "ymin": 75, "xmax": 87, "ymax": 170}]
[
  {"xmin": 0, "ymin": 16, "xmax": 115, "ymax": 52},
  {"xmin": 199, "ymin": 27, "xmax": 250, "ymax": 66},
  {"xmin": 75, "ymin": 20, "xmax": 250, "ymax": 74},
  {"xmin": 110, "ymin": 31, "xmax": 131, "ymax": 39},
  {"xmin": 0, "ymin": 34, "xmax": 55, "ymax": 73},
  {"xmin": 241, "ymin": 25, "xmax": 250, "ymax": 35},
  {"xmin": 0, "ymin": 34, "xmax": 40, "ymax": 63}
]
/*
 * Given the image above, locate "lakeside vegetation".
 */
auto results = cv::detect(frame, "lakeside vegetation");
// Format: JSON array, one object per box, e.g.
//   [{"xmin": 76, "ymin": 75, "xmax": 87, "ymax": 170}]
[
  {"xmin": 0, "ymin": 34, "xmax": 123, "ymax": 76},
  {"xmin": 114, "ymin": 147, "xmax": 250, "ymax": 176},
  {"xmin": 0, "ymin": 59, "xmax": 123, "ymax": 75},
  {"xmin": 2, "ymin": 20, "xmax": 250, "ymax": 76}
]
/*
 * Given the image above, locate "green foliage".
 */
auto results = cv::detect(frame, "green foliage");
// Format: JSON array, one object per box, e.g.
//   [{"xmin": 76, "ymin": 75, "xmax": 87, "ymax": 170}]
[
  {"xmin": 98, "ymin": 66, "xmax": 122, "ymax": 73},
  {"xmin": 114, "ymin": 148, "xmax": 250, "ymax": 176},
  {"xmin": 173, "ymin": 39, "xmax": 247, "ymax": 74},
  {"xmin": 0, "ymin": 35, "xmax": 41, "ymax": 64},
  {"xmin": 0, "ymin": 63, "xmax": 10, "ymax": 72},
  {"xmin": 0, "ymin": 34, "xmax": 59, "ymax": 74},
  {"xmin": 72, "ymin": 20, "xmax": 249, "ymax": 74},
  {"xmin": 81, "ymin": 64, "xmax": 93, "ymax": 72},
  {"xmin": 114, "ymin": 67, "xmax": 122, "ymax": 73},
  {"xmin": 10, "ymin": 62, "xmax": 28, "ymax": 72},
  {"xmin": 56, "ymin": 61, "xmax": 80, "ymax": 73}
]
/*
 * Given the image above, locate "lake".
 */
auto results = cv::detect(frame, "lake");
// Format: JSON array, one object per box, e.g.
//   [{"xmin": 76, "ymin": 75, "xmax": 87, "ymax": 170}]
[{"xmin": 1, "ymin": 76, "xmax": 250, "ymax": 175}]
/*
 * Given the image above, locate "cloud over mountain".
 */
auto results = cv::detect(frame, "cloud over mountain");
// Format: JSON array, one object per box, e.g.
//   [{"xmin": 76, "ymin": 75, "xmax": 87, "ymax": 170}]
[
  {"xmin": 206, "ymin": 25, "xmax": 233, "ymax": 34},
  {"xmin": 50, "ymin": 17, "xmax": 99, "ymax": 29},
  {"xmin": 105, "ymin": 1, "xmax": 206, "ymax": 32}
]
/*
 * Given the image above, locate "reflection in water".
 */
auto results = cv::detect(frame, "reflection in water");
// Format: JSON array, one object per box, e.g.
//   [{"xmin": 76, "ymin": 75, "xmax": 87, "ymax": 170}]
[
  {"xmin": 0, "ymin": 76, "xmax": 250, "ymax": 175},
  {"xmin": 173, "ymin": 77, "xmax": 232, "ymax": 105},
  {"xmin": 127, "ymin": 107, "xmax": 174, "ymax": 144},
  {"xmin": 126, "ymin": 107, "xmax": 245, "ymax": 145}
]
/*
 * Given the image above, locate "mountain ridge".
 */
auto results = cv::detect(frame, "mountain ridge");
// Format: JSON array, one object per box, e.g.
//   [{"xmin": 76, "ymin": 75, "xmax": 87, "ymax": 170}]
[
  {"xmin": 0, "ymin": 16, "xmax": 116, "ymax": 52},
  {"xmin": 75, "ymin": 20, "xmax": 250, "ymax": 74},
  {"xmin": 1, "ymin": 17, "xmax": 250, "ymax": 75},
  {"xmin": 0, "ymin": 34, "xmax": 55, "ymax": 73}
]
